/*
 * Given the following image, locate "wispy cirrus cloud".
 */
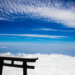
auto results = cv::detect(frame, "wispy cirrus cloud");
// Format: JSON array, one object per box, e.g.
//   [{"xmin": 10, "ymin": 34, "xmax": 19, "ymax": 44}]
[
  {"xmin": 25, "ymin": 6, "xmax": 75, "ymax": 28},
  {"xmin": 0, "ymin": 34, "xmax": 67, "ymax": 39},
  {"xmin": 0, "ymin": 0, "xmax": 75, "ymax": 28},
  {"xmin": 33, "ymin": 28, "xmax": 75, "ymax": 32}
]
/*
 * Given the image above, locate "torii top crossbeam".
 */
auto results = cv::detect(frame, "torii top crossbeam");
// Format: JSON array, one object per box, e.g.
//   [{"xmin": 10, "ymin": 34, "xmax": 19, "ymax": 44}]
[
  {"xmin": 0, "ymin": 56, "xmax": 38, "ymax": 75},
  {"xmin": 0, "ymin": 56, "xmax": 38, "ymax": 62}
]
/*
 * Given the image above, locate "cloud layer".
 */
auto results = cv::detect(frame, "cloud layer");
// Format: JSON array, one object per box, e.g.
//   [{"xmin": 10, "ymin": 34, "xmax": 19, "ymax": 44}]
[
  {"xmin": 0, "ymin": 53, "xmax": 75, "ymax": 75},
  {"xmin": 0, "ymin": 0, "xmax": 75, "ymax": 28}
]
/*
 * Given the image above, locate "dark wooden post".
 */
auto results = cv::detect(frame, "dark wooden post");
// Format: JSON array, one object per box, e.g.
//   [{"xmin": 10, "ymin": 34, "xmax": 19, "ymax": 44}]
[
  {"xmin": 0, "ymin": 59, "xmax": 3, "ymax": 75},
  {"xmin": 23, "ymin": 61, "xmax": 27, "ymax": 75},
  {"xmin": 11, "ymin": 60, "xmax": 14, "ymax": 65}
]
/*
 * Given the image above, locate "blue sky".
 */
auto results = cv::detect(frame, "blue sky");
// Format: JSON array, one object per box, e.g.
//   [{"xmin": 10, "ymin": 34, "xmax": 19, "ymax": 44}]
[{"xmin": 0, "ymin": 0, "xmax": 75, "ymax": 56}]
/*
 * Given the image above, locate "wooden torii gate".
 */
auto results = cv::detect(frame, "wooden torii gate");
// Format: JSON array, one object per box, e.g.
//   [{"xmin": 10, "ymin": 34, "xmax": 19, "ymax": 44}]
[{"xmin": 0, "ymin": 56, "xmax": 38, "ymax": 75}]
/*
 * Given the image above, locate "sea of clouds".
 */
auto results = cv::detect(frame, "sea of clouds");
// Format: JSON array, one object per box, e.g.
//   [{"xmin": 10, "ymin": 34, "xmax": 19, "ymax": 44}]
[{"xmin": 0, "ymin": 52, "xmax": 75, "ymax": 75}]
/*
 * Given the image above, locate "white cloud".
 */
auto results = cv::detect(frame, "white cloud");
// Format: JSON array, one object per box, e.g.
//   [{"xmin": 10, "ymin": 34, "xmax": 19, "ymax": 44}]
[
  {"xmin": 0, "ymin": 52, "xmax": 12, "ymax": 56},
  {"xmin": 0, "ymin": 0, "xmax": 75, "ymax": 28},
  {"xmin": 0, "ymin": 34, "xmax": 67, "ymax": 39},
  {"xmin": 23, "ymin": 6, "xmax": 75, "ymax": 28},
  {"xmin": 0, "ymin": 18, "xmax": 9, "ymax": 21},
  {"xmin": 0, "ymin": 53, "xmax": 75, "ymax": 75}
]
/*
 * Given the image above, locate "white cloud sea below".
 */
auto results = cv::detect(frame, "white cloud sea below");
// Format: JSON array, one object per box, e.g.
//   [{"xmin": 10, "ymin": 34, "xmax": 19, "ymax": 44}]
[{"xmin": 0, "ymin": 53, "xmax": 75, "ymax": 75}]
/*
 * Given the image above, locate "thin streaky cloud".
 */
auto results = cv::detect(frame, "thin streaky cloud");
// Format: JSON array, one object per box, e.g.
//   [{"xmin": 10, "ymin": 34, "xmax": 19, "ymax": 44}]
[
  {"xmin": 0, "ymin": 34, "xmax": 67, "ymax": 39},
  {"xmin": 32, "ymin": 28, "xmax": 75, "ymax": 32}
]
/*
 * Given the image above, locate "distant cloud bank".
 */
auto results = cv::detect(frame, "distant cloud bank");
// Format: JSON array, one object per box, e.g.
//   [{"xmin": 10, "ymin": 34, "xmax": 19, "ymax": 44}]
[{"xmin": 0, "ymin": 46, "xmax": 7, "ymax": 49}]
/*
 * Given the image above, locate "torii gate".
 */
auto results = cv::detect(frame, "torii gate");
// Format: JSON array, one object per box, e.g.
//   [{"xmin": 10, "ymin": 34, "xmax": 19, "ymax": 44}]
[{"xmin": 0, "ymin": 56, "xmax": 38, "ymax": 75}]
